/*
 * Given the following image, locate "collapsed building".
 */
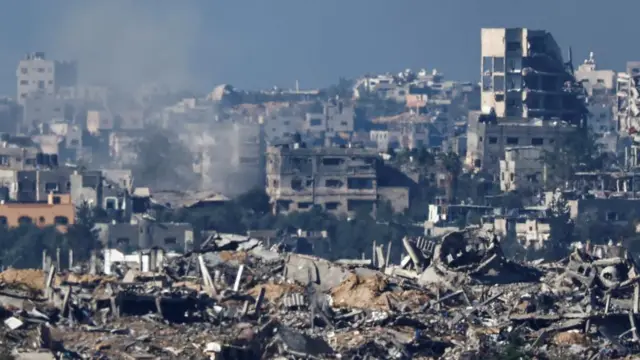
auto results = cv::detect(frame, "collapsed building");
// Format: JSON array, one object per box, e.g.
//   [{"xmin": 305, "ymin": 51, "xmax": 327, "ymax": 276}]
[{"xmin": 1, "ymin": 228, "xmax": 639, "ymax": 359}]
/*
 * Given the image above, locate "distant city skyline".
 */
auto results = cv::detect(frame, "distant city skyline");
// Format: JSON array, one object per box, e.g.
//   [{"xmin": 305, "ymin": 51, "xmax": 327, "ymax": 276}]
[{"xmin": 0, "ymin": 0, "xmax": 637, "ymax": 94}]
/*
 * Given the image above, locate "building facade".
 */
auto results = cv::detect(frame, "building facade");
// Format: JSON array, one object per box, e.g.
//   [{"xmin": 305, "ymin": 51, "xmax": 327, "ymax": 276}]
[
  {"xmin": 16, "ymin": 52, "xmax": 77, "ymax": 105},
  {"xmin": 481, "ymin": 28, "xmax": 583, "ymax": 124},
  {"xmin": 266, "ymin": 143, "xmax": 379, "ymax": 215},
  {"xmin": 465, "ymin": 111, "xmax": 577, "ymax": 172},
  {"xmin": 0, "ymin": 193, "xmax": 74, "ymax": 229},
  {"xmin": 499, "ymin": 146, "xmax": 545, "ymax": 192}
]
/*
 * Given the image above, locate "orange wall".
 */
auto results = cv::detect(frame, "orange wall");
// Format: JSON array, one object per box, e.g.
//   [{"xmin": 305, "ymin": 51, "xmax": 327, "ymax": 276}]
[{"xmin": 0, "ymin": 203, "xmax": 75, "ymax": 229}]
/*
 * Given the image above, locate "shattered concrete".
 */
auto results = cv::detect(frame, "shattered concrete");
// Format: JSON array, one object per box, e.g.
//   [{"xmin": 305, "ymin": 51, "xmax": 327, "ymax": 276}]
[{"xmin": 0, "ymin": 230, "xmax": 639, "ymax": 359}]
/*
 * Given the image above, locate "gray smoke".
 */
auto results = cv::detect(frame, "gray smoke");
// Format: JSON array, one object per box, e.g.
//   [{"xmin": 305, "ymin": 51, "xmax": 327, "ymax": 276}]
[{"xmin": 50, "ymin": 2, "xmax": 204, "ymax": 91}]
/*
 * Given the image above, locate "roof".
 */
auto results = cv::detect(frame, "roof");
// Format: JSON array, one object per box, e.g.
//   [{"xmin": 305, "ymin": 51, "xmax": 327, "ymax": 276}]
[{"xmin": 151, "ymin": 190, "xmax": 230, "ymax": 209}]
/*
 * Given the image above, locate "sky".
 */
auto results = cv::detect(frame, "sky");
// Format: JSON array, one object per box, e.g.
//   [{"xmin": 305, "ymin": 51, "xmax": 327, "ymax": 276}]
[{"xmin": 0, "ymin": 0, "xmax": 638, "ymax": 94}]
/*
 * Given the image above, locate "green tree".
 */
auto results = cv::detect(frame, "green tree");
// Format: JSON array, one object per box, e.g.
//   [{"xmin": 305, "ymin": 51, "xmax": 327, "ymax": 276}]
[{"xmin": 543, "ymin": 129, "xmax": 602, "ymax": 188}]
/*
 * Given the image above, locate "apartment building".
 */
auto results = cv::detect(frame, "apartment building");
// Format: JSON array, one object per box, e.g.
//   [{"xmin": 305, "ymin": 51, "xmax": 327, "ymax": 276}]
[
  {"xmin": 499, "ymin": 146, "xmax": 545, "ymax": 192},
  {"xmin": 0, "ymin": 193, "xmax": 74, "ymax": 230},
  {"xmin": 266, "ymin": 143, "xmax": 379, "ymax": 215},
  {"xmin": 95, "ymin": 216, "xmax": 194, "ymax": 253},
  {"xmin": 16, "ymin": 52, "xmax": 77, "ymax": 105},
  {"xmin": 465, "ymin": 111, "xmax": 577, "ymax": 173},
  {"xmin": 304, "ymin": 99, "xmax": 355, "ymax": 136},
  {"xmin": 480, "ymin": 28, "xmax": 584, "ymax": 124},
  {"xmin": 574, "ymin": 53, "xmax": 616, "ymax": 97}
]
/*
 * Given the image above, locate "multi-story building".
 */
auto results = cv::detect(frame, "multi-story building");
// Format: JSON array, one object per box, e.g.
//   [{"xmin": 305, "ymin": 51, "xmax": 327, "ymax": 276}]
[
  {"xmin": 95, "ymin": 215, "xmax": 194, "ymax": 253},
  {"xmin": 480, "ymin": 28, "xmax": 584, "ymax": 124},
  {"xmin": 0, "ymin": 193, "xmax": 75, "ymax": 230},
  {"xmin": 574, "ymin": 52, "xmax": 616, "ymax": 97},
  {"xmin": 187, "ymin": 122, "xmax": 265, "ymax": 196},
  {"xmin": 16, "ymin": 52, "xmax": 77, "ymax": 105},
  {"xmin": 266, "ymin": 143, "xmax": 379, "ymax": 215},
  {"xmin": 465, "ymin": 111, "xmax": 577, "ymax": 173},
  {"xmin": 304, "ymin": 99, "xmax": 354, "ymax": 136},
  {"xmin": 499, "ymin": 146, "xmax": 545, "ymax": 192},
  {"xmin": 616, "ymin": 62, "xmax": 640, "ymax": 134}
]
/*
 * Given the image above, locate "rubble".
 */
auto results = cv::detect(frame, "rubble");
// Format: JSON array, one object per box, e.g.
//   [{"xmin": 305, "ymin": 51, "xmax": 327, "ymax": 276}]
[{"xmin": 1, "ymin": 231, "xmax": 640, "ymax": 359}]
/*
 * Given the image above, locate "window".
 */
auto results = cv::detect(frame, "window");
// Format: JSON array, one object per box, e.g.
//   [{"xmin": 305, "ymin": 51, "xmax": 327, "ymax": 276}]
[
  {"xmin": 482, "ymin": 57, "xmax": 493, "ymax": 74},
  {"xmin": 325, "ymin": 179, "xmax": 343, "ymax": 188},
  {"xmin": 37, "ymin": 68, "xmax": 45, "ymax": 73},
  {"xmin": 20, "ymin": 68, "xmax": 27, "ymax": 74},
  {"xmin": 48, "ymin": 80, "xmax": 53, "ymax": 85},
  {"xmin": 493, "ymin": 57, "xmax": 505, "ymax": 72},
  {"xmin": 0, "ymin": 217, "xmax": 6, "ymax": 226},
  {"xmin": 38, "ymin": 81, "xmax": 45, "ymax": 90},
  {"xmin": 322, "ymin": 158, "xmax": 344, "ymax": 166},
  {"xmin": 488, "ymin": 137, "xmax": 498, "ymax": 144},
  {"xmin": 52, "ymin": 196, "xmax": 61, "ymax": 204},
  {"xmin": 493, "ymin": 75, "xmax": 505, "ymax": 91},
  {"xmin": 606, "ymin": 212, "xmax": 617, "ymax": 221},
  {"xmin": 325, "ymin": 202, "xmax": 340, "ymax": 211},
  {"xmin": 340, "ymin": 121, "xmax": 348, "ymax": 126},
  {"xmin": 116, "ymin": 237, "xmax": 130, "ymax": 246},
  {"xmin": 479, "ymin": 137, "xmax": 483, "ymax": 142},
  {"xmin": 18, "ymin": 216, "xmax": 32, "ymax": 226},
  {"xmin": 20, "ymin": 80, "xmax": 28, "ymax": 85},
  {"xmin": 510, "ymin": 173, "xmax": 514, "ymax": 181},
  {"xmin": 597, "ymin": 79, "xmax": 605, "ymax": 84},
  {"xmin": 45, "ymin": 182, "xmax": 58, "ymax": 193},
  {"xmin": 105, "ymin": 197, "xmax": 117, "ymax": 210},
  {"xmin": 531, "ymin": 138, "xmax": 543, "ymax": 146},
  {"xmin": 310, "ymin": 119, "xmax": 322, "ymax": 126},
  {"xmin": 506, "ymin": 137, "xmax": 519, "ymax": 145},
  {"xmin": 54, "ymin": 216, "xmax": 68, "ymax": 225},
  {"xmin": 164, "ymin": 237, "xmax": 177, "ymax": 245},
  {"xmin": 482, "ymin": 75, "xmax": 492, "ymax": 91},
  {"xmin": 297, "ymin": 202, "xmax": 312, "ymax": 209},
  {"xmin": 347, "ymin": 178, "xmax": 374, "ymax": 189},
  {"xmin": 39, "ymin": 216, "xmax": 46, "ymax": 224},
  {"xmin": 506, "ymin": 42, "xmax": 521, "ymax": 52},
  {"xmin": 494, "ymin": 94, "xmax": 504, "ymax": 102},
  {"xmin": 291, "ymin": 178, "xmax": 303, "ymax": 191}
]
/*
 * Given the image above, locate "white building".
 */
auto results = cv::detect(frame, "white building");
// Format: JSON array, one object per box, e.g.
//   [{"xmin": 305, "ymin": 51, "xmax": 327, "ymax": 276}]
[
  {"xmin": 499, "ymin": 146, "xmax": 545, "ymax": 192},
  {"xmin": 16, "ymin": 52, "xmax": 77, "ymax": 105},
  {"xmin": 574, "ymin": 52, "xmax": 616, "ymax": 96},
  {"xmin": 304, "ymin": 100, "xmax": 354, "ymax": 135}
]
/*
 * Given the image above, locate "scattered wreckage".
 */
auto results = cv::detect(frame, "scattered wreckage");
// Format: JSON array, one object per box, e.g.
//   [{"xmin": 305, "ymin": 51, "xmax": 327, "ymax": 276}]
[{"xmin": 0, "ymin": 229, "xmax": 639, "ymax": 359}]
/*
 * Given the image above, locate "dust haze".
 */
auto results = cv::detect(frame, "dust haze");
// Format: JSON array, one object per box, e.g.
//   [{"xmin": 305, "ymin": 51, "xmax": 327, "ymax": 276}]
[{"xmin": 50, "ymin": 2, "xmax": 205, "ymax": 92}]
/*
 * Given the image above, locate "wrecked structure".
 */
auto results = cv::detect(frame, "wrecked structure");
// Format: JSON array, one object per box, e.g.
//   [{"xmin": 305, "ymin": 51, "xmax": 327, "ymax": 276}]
[
  {"xmin": 481, "ymin": 27, "xmax": 586, "ymax": 124},
  {"xmin": 1, "ymin": 229, "xmax": 639, "ymax": 359},
  {"xmin": 266, "ymin": 142, "xmax": 380, "ymax": 215}
]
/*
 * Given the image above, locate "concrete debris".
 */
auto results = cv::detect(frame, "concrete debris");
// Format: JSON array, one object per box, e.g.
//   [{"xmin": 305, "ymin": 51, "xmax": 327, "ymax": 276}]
[{"xmin": 1, "ymin": 231, "xmax": 640, "ymax": 358}]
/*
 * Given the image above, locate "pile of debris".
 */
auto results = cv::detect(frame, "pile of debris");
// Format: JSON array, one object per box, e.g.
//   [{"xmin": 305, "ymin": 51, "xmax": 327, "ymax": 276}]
[{"xmin": 0, "ymin": 229, "xmax": 639, "ymax": 359}]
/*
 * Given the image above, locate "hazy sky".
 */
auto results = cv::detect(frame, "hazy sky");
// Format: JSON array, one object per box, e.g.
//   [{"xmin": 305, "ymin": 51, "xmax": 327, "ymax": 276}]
[{"xmin": 0, "ymin": 0, "xmax": 637, "ymax": 94}]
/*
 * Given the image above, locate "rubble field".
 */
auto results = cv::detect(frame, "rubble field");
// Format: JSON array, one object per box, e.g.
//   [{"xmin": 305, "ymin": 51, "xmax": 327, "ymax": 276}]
[{"xmin": 1, "ymin": 229, "xmax": 640, "ymax": 359}]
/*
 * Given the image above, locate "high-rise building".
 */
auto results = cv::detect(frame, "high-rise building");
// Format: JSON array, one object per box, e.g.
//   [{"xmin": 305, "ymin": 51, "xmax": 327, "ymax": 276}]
[
  {"xmin": 16, "ymin": 52, "xmax": 78, "ymax": 105},
  {"xmin": 480, "ymin": 28, "xmax": 584, "ymax": 125}
]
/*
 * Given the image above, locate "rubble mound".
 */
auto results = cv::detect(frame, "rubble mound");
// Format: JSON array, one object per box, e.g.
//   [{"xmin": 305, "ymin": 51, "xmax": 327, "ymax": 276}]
[
  {"xmin": 0, "ymin": 269, "xmax": 48, "ymax": 291},
  {"xmin": 331, "ymin": 273, "xmax": 393, "ymax": 310},
  {"xmin": 248, "ymin": 281, "xmax": 303, "ymax": 303}
]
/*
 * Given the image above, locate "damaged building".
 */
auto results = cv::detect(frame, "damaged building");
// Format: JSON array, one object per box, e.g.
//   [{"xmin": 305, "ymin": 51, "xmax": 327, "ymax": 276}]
[
  {"xmin": 266, "ymin": 142, "xmax": 380, "ymax": 214},
  {"xmin": 468, "ymin": 28, "xmax": 587, "ymax": 173}
]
